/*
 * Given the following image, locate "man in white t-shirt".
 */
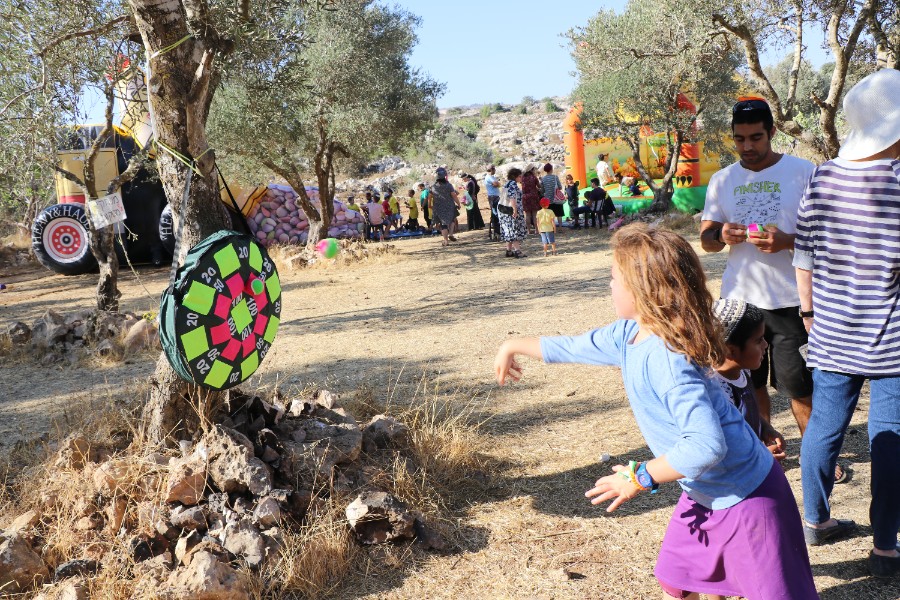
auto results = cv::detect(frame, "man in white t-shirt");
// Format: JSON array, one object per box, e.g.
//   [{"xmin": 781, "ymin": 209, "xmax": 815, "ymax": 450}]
[
  {"xmin": 595, "ymin": 153, "xmax": 614, "ymax": 185},
  {"xmin": 484, "ymin": 165, "xmax": 501, "ymax": 240},
  {"xmin": 700, "ymin": 99, "xmax": 818, "ymax": 449}
]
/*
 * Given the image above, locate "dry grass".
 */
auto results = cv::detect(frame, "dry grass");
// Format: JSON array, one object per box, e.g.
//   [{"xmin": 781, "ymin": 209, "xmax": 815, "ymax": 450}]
[
  {"xmin": 0, "ymin": 370, "xmax": 490, "ymax": 599},
  {"xmin": 268, "ymin": 239, "xmax": 401, "ymax": 274},
  {"xmin": 250, "ymin": 501, "xmax": 360, "ymax": 599}
]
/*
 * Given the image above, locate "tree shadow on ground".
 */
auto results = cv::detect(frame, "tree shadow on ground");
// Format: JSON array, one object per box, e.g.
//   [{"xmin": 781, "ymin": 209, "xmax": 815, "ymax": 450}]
[{"xmin": 815, "ymin": 557, "xmax": 900, "ymax": 599}]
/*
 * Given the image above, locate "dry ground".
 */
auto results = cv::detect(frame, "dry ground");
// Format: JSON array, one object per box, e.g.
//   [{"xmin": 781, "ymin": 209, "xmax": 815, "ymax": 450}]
[{"xmin": 1, "ymin": 222, "xmax": 898, "ymax": 600}]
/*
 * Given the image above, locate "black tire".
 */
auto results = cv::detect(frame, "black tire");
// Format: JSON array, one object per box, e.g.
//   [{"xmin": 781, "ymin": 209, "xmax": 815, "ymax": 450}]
[
  {"xmin": 158, "ymin": 204, "xmax": 176, "ymax": 255},
  {"xmin": 31, "ymin": 204, "xmax": 97, "ymax": 275}
]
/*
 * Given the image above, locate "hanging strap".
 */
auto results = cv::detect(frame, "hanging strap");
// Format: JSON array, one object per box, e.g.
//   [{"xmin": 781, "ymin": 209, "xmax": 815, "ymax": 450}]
[
  {"xmin": 218, "ymin": 166, "xmax": 242, "ymax": 216},
  {"xmin": 167, "ymin": 164, "xmax": 193, "ymax": 288}
]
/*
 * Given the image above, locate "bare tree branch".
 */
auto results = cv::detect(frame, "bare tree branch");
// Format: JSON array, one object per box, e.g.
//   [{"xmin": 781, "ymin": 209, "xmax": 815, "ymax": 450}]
[{"xmin": 38, "ymin": 15, "xmax": 129, "ymax": 57}]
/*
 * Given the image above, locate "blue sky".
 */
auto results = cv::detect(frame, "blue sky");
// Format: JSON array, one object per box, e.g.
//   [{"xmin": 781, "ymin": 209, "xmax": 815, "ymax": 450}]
[
  {"xmin": 81, "ymin": 0, "xmax": 832, "ymax": 120},
  {"xmin": 401, "ymin": 0, "xmax": 830, "ymax": 108}
]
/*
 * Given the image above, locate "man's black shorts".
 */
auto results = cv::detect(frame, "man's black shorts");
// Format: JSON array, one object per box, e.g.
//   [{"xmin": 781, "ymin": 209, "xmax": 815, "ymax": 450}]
[{"xmin": 750, "ymin": 306, "xmax": 813, "ymax": 398}]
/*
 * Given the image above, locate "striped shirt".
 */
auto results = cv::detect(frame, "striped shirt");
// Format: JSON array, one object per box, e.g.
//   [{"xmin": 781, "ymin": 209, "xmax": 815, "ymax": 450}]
[{"xmin": 793, "ymin": 157, "xmax": 900, "ymax": 375}]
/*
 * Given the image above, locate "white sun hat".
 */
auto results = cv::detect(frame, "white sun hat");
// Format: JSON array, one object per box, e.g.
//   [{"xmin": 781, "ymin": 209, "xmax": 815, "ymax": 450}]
[{"xmin": 838, "ymin": 68, "xmax": 900, "ymax": 160}]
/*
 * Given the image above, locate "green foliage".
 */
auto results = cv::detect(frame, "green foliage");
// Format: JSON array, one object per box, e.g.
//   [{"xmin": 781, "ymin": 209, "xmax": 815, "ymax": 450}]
[
  {"xmin": 453, "ymin": 117, "xmax": 483, "ymax": 138},
  {"xmin": 514, "ymin": 104, "xmax": 527, "ymax": 115},
  {"xmin": 521, "ymin": 95, "xmax": 536, "ymax": 105},
  {"xmin": 210, "ymin": 0, "xmax": 444, "ymax": 199},
  {"xmin": 403, "ymin": 124, "xmax": 493, "ymax": 171},
  {"xmin": 479, "ymin": 104, "xmax": 494, "ymax": 118},
  {"xmin": 569, "ymin": 0, "xmax": 741, "ymax": 203},
  {"xmin": 544, "ymin": 98, "xmax": 561, "ymax": 112},
  {"xmin": 0, "ymin": 0, "xmax": 136, "ymax": 222},
  {"xmin": 447, "ymin": 107, "xmax": 464, "ymax": 115}
]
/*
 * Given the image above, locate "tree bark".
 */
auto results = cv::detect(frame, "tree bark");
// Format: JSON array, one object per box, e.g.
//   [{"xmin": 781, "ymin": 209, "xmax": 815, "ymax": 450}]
[
  {"xmin": 129, "ymin": 0, "xmax": 231, "ymax": 445},
  {"xmin": 262, "ymin": 157, "xmax": 325, "ymax": 246}
]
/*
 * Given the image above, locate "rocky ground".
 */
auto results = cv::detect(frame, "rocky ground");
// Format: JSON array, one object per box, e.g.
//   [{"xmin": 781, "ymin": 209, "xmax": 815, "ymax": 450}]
[{"xmin": 2, "ymin": 218, "xmax": 898, "ymax": 599}]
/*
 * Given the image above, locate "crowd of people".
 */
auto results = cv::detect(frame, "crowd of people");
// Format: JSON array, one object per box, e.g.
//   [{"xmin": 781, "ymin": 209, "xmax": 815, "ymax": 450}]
[
  {"xmin": 348, "ymin": 159, "xmax": 621, "ymax": 258},
  {"xmin": 347, "ymin": 168, "xmax": 489, "ymax": 245},
  {"xmin": 495, "ymin": 68, "xmax": 900, "ymax": 598}
]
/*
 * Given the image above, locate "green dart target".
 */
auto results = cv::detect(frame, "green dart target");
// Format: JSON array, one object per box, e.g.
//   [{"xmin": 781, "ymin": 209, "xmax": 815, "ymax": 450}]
[{"xmin": 160, "ymin": 230, "xmax": 282, "ymax": 389}]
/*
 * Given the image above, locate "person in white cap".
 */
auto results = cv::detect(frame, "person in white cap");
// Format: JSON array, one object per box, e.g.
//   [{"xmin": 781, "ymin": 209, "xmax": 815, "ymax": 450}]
[{"xmin": 793, "ymin": 68, "xmax": 900, "ymax": 576}]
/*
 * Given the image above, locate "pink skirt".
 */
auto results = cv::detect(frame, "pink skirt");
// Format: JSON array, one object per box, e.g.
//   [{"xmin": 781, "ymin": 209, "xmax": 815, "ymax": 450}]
[{"xmin": 654, "ymin": 463, "xmax": 818, "ymax": 599}]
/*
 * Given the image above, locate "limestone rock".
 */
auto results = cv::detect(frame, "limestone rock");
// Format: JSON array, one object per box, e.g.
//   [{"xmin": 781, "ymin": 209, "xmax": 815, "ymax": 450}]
[
  {"xmin": 252, "ymin": 497, "xmax": 282, "ymax": 529},
  {"xmin": 0, "ymin": 532, "xmax": 49, "ymax": 592},
  {"xmin": 6, "ymin": 509, "xmax": 40, "ymax": 533},
  {"xmin": 315, "ymin": 389, "xmax": 337, "ymax": 409},
  {"xmin": 5, "ymin": 321, "xmax": 31, "ymax": 345},
  {"xmin": 199, "ymin": 426, "xmax": 272, "ymax": 497},
  {"xmin": 279, "ymin": 408, "xmax": 361, "ymax": 478},
  {"xmin": 165, "ymin": 550, "xmax": 249, "ymax": 600},
  {"xmin": 362, "ymin": 415, "xmax": 409, "ymax": 452},
  {"xmin": 34, "ymin": 577, "xmax": 89, "ymax": 600},
  {"xmin": 345, "ymin": 492, "xmax": 415, "ymax": 545},
  {"xmin": 92, "ymin": 459, "xmax": 131, "ymax": 496},
  {"xmin": 123, "ymin": 319, "xmax": 159, "ymax": 353},
  {"xmin": 170, "ymin": 505, "xmax": 207, "ymax": 531},
  {"xmin": 222, "ymin": 519, "xmax": 266, "ymax": 568},
  {"xmin": 165, "ymin": 457, "xmax": 207, "ymax": 506},
  {"xmin": 174, "ymin": 531, "xmax": 202, "ymax": 566},
  {"xmin": 54, "ymin": 435, "xmax": 96, "ymax": 470},
  {"xmin": 105, "ymin": 497, "xmax": 127, "ymax": 534}
]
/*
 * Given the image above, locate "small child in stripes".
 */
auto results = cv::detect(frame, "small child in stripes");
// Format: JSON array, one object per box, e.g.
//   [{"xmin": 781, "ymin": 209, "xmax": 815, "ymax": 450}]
[{"xmin": 712, "ymin": 299, "xmax": 786, "ymax": 461}]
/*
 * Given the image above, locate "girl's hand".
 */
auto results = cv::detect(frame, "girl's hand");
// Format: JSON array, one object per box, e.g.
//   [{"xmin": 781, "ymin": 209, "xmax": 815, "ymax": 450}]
[
  {"xmin": 585, "ymin": 465, "xmax": 643, "ymax": 512},
  {"xmin": 494, "ymin": 353, "xmax": 523, "ymax": 385},
  {"xmin": 762, "ymin": 425, "xmax": 787, "ymax": 461},
  {"xmin": 494, "ymin": 343, "xmax": 524, "ymax": 385}
]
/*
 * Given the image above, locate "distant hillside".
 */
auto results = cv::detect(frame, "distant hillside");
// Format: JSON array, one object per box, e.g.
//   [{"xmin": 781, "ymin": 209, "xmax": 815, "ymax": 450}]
[{"xmin": 336, "ymin": 96, "xmax": 571, "ymax": 194}]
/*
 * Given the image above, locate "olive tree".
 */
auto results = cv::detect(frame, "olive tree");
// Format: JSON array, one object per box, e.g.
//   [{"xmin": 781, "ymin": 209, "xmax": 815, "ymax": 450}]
[
  {"xmin": 710, "ymin": 0, "xmax": 895, "ymax": 160},
  {"xmin": 569, "ymin": 0, "xmax": 740, "ymax": 210},
  {"xmin": 1, "ymin": 0, "xmax": 150, "ymax": 311},
  {"xmin": 210, "ymin": 0, "xmax": 442, "ymax": 245}
]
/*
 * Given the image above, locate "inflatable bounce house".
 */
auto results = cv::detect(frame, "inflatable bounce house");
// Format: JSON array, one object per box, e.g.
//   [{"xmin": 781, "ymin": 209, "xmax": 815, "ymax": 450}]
[{"xmin": 562, "ymin": 96, "xmax": 723, "ymax": 214}]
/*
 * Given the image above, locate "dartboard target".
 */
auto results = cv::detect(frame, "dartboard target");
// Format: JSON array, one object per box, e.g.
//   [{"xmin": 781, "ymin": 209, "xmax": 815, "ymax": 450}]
[{"xmin": 169, "ymin": 235, "xmax": 281, "ymax": 389}]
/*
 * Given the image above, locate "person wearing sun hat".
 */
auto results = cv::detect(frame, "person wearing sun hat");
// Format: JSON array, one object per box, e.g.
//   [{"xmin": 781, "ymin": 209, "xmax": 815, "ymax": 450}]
[{"xmin": 793, "ymin": 68, "xmax": 900, "ymax": 576}]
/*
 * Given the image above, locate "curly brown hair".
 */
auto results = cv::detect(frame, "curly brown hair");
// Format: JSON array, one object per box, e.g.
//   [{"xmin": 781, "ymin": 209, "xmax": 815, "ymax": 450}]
[{"xmin": 612, "ymin": 223, "xmax": 726, "ymax": 368}]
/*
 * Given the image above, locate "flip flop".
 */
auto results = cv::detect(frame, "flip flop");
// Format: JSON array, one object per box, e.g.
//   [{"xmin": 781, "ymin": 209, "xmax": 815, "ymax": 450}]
[{"xmin": 834, "ymin": 462, "xmax": 849, "ymax": 484}]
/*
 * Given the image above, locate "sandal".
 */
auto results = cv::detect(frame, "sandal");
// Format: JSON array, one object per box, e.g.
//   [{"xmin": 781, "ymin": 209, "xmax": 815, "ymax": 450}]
[
  {"xmin": 513, "ymin": 250, "xmax": 527, "ymax": 258},
  {"xmin": 448, "ymin": 235, "xmax": 458, "ymax": 242},
  {"xmin": 834, "ymin": 462, "xmax": 850, "ymax": 484},
  {"xmin": 505, "ymin": 250, "xmax": 513, "ymax": 257}
]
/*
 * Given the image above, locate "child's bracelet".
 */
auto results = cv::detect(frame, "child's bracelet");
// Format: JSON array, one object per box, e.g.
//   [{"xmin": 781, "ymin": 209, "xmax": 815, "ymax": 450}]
[{"xmin": 619, "ymin": 460, "xmax": 658, "ymax": 493}]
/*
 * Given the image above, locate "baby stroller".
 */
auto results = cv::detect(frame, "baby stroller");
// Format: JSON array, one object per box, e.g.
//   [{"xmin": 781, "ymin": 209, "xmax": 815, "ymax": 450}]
[{"xmin": 488, "ymin": 198, "xmax": 501, "ymax": 241}]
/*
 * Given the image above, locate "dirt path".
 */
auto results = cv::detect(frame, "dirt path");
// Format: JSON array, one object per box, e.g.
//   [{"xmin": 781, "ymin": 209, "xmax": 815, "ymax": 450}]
[{"xmin": 1, "ymin": 227, "xmax": 896, "ymax": 599}]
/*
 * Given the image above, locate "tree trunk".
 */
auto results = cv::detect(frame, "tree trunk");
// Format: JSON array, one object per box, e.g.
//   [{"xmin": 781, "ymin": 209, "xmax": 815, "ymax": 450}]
[
  {"xmin": 129, "ymin": 0, "xmax": 231, "ymax": 445},
  {"xmin": 261, "ymin": 158, "xmax": 324, "ymax": 248},
  {"xmin": 92, "ymin": 227, "xmax": 120, "ymax": 312},
  {"xmin": 307, "ymin": 219, "xmax": 326, "ymax": 246}
]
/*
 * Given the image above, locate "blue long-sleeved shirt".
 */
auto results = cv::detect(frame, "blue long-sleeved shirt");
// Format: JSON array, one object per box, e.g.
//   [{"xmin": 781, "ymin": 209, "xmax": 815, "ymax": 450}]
[{"xmin": 540, "ymin": 320, "xmax": 773, "ymax": 509}]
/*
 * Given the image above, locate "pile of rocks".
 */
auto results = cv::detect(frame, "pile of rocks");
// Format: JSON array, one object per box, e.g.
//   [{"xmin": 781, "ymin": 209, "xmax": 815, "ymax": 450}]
[
  {"xmin": 2, "ymin": 309, "xmax": 159, "ymax": 364},
  {"xmin": 246, "ymin": 184, "xmax": 365, "ymax": 246},
  {"xmin": 1, "ymin": 390, "xmax": 442, "ymax": 598}
]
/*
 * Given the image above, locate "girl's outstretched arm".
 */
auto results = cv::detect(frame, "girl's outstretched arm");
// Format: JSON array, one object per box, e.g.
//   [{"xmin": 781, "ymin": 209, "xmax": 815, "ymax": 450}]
[
  {"xmin": 585, "ymin": 456, "xmax": 685, "ymax": 512},
  {"xmin": 495, "ymin": 337, "xmax": 542, "ymax": 385}
]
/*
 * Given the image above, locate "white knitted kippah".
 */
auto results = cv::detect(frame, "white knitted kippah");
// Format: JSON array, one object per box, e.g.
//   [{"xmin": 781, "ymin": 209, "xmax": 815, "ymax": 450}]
[{"xmin": 712, "ymin": 298, "xmax": 748, "ymax": 341}]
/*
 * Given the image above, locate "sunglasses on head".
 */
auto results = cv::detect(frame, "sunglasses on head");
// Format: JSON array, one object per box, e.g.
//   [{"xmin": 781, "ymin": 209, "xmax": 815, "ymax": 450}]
[{"xmin": 733, "ymin": 99, "xmax": 770, "ymax": 114}]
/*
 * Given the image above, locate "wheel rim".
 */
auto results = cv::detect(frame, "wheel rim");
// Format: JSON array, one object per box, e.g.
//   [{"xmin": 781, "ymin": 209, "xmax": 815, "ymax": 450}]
[{"xmin": 43, "ymin": 217, "xmax": 89, "ymax": 263}]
